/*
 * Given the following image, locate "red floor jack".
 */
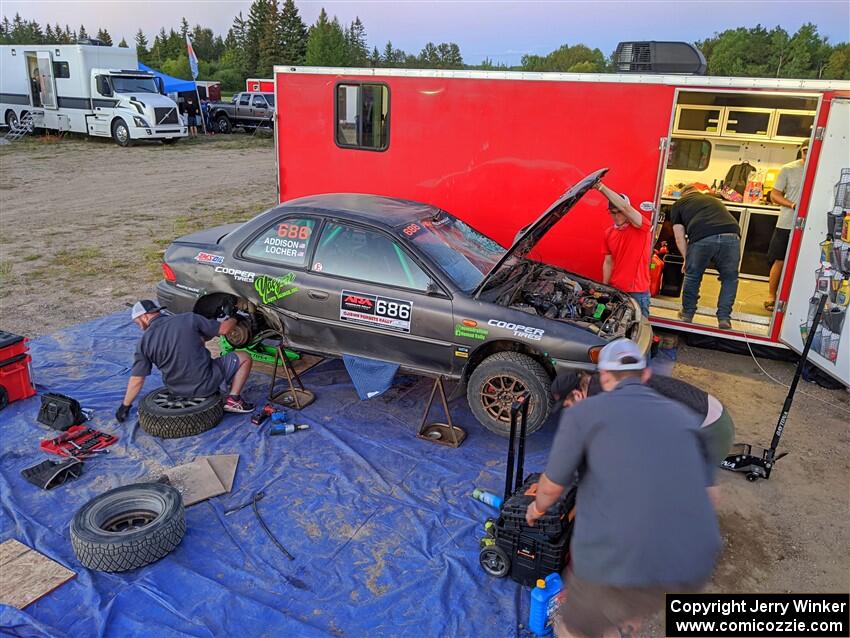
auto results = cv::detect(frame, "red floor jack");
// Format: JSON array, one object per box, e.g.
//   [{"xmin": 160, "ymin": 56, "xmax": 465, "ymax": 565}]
[{"xmin": 721, "ymin": 294, "xmax": 827, "ymax": 482}]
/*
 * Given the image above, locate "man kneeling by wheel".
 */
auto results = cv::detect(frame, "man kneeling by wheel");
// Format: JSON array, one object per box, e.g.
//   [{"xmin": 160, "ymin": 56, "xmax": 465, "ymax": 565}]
[{"xmin": 116, "ymin": 299, "xmax": 254, "ymax": 422}]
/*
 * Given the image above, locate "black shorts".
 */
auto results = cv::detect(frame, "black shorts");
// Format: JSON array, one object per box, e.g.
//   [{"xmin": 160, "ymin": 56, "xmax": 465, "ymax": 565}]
[{"xmin": 767, "ymin": 227, "xmax": 791, "ymax": 263}]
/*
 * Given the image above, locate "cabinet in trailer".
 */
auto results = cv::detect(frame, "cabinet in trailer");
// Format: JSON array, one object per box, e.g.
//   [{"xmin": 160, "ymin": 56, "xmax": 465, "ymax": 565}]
[
  {"xmin": 722, "ymin": 107, "xmax": 774, "ymax": 140},
  {"xmin": 673, "ymin": 106, "xmax": 724, "ymax": 136},
  {"xmin": 772, "ymin": 109, "xmax": 817, "ymax": 142}
]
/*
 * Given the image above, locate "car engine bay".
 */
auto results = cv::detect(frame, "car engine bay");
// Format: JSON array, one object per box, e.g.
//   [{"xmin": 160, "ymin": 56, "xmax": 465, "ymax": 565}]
[{"xmin": 500, "ymin": 264, "xmax": 637, "ymax": 338}]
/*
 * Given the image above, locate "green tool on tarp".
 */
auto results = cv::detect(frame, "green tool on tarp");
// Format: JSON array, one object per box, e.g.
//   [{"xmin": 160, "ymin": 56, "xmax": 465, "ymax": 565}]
[{"xmin": 219, "ymin": 337, "xmax": 300, "ymax": 366}]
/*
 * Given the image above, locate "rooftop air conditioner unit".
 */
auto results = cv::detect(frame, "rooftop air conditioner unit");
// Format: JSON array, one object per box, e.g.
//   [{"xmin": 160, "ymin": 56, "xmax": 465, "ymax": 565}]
[{"xmin": 614, "ymin": 41, "xmax": 706, "ymax": 75}]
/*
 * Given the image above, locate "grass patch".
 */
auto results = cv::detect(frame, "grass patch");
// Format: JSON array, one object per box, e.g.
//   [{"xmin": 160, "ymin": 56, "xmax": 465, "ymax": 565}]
[
  {"xmin": 46, "ymin": 247, "xmax": 106, "ymax": 278},
  {"xmin": 23, "ymin": 254, "xmax": 39, "ymax": 262},
  {"xmin": 0, "ymin": 259, "xmax": 12, "ymax": 282}
]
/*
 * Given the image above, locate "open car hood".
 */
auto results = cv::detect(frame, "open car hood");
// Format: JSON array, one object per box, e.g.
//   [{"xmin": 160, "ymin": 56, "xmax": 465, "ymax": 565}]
[{"xmin": 473, "ymin": 168, "xmax": 608, "ymax": 298}]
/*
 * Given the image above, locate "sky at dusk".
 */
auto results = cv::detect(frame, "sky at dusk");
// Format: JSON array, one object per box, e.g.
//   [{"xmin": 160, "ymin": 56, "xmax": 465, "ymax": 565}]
[{"xmin": 3, "ymin": 0, "xmax": 849, "ymax": 65}]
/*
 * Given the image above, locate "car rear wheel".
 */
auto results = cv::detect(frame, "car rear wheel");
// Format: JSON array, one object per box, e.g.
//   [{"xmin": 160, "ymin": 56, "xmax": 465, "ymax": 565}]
[{"xmin": 467, "ymin": 352, "xmax": 552, "ymax": 437}]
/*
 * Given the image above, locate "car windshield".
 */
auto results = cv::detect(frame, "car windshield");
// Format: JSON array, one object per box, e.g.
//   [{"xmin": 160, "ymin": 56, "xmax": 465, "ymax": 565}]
[
  {"xmin": 402, "ymin": 213, "xmax": 506, "ymax": 292},
  {"xmin": 263, "ymin": 93, "xmax": 275, "ymax": 106},
  {"xmin": 111, "ymin": 76, "xmax": 158, "ymax": 94}
]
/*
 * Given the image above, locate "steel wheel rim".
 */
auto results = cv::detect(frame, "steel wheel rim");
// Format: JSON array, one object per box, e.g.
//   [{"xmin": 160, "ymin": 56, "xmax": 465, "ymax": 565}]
[
  {"xmin": 8, "ymin": 112, "xmax": 18, "ymax": 128},
  {"xmin": 218, "ymin": 119, "xmax": 228, "ymax": 133},
  {"xmin": 481, "ymin": 374, "xmax": 532, "ymax": 423},
  {"xmin": 153, "ymin": 391, "xmax": 207, "ymax": 410},
  {"xmin": 116, "ymin": 124, "xmax": 128, "ymax": 143},
  {"xmin": 101, "ymin": 509, "xmax": 158, "ymax": 532}
]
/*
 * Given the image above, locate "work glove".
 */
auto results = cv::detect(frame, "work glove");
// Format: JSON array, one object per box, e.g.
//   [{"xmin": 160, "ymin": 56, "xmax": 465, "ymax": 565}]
[{"xmin": 115, "ymin": 404, "xmax": 131, "ymax": 422}]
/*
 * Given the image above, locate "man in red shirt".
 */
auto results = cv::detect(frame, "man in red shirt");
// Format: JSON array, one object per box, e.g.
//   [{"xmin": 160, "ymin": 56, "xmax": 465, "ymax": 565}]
[{"xmin": 596, "ymin": 182, "xmax": 653, "ymax": 317}]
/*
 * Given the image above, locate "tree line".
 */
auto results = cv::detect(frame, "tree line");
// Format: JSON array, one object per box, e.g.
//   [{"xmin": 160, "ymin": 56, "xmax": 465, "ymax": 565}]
[{"xmin": 1, "ymin": 3, "xmax": 847, "ymax": 92}]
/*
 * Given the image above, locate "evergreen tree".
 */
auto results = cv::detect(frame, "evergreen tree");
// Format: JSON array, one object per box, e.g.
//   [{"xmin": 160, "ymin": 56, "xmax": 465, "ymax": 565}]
[
  {"xmin": 306, "ymin": 9, "xmax": 348, "ymax": 66},
  {"xmin": 96, "ymin": 28, "xmax": 113, "ymax": 45},
  {"xmin": 118, "ymin": 37, "xmax": 128, "ymax": 48},
  {"xmin": 419, "ymin": 42, "xmax": 439, "ymax": 66},
  {"xmin": 78, "ymin": 24, "xmax": 88, "ymax": 40},
  {"xmin": 180, "ymin": 17, "xmax": 189, "ymax": 40},
  {"xmin": 0, "ymin": 16, "xmax": 10, "ymax": 43},
  {"xmin": 135, "ymin": 29, "xmax": 149, "ymax": 62},
  {"xmin": 44, "ymin": 23, "xmax": 55, "ymax": 43},
  {"xmin": 278, "ymin": 0, "xmax": 307, "ymax": 65},
  {"xmin": 346, "ymin": 17, "xmax": 368, "ymax": 66},
  {"xmin": 246, "ymin": 0, "xmax": 273, "ymax": 76},
  {"xmin": 369, "ymin": 46, "xmax": 381, "ymax": 67},
  {"xmin": 257, "ymin": 0, "xmax": 281, "ymax": 77}
]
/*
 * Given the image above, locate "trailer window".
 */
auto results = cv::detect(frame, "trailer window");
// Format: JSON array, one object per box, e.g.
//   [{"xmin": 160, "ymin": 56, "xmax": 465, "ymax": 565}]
[
  {"xmin": 335, "ymin": 83, "xmax": 389, "ymax": 151},
  {"xmin": 53, "ymin": 61, "xmax": 70, "ymax": 79},
  {"xmin": 667, "ymin": 138, "xmax": 712, "ymax": 171}
]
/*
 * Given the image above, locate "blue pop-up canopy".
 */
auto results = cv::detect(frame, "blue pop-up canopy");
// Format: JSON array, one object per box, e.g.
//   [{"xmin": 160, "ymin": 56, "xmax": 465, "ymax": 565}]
[{"xmin": 138, "ymin": 62, "xmax": 196, "ymax": 93}]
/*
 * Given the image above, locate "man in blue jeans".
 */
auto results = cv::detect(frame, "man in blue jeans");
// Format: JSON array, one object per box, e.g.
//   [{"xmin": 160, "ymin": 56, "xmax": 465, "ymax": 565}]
[{"xmin": 671, "ymin": 185, "xmax": 741, "ymax": 330}]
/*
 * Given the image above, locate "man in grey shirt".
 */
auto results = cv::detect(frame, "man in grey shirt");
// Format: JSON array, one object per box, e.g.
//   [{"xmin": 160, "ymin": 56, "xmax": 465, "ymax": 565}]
[
  {"xmin": 766, "ymin": 139, "xmax": 808, "ymax": 311},
  {"xmin": 526, "ymin": 338, "xmax": 720, "ymax": 637}
]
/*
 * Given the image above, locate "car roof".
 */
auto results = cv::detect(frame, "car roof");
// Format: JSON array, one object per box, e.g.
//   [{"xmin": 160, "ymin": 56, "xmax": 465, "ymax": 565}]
[{"xmin": 274, "ymin": 193, "xmax": 441, "ymax": 229}]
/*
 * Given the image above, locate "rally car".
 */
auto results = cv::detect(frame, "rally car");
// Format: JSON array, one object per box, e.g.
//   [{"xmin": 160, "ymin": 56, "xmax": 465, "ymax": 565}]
[{"xmin": 156, "ymin": 169, "xmax": 652, "ymax": 436}]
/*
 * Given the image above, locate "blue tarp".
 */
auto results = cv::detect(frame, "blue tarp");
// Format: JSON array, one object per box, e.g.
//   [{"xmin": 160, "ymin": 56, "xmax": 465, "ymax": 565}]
[
  {"xmin": 138, "ymin": 63, "xmax": 196, "ymax": 94},
  {"xmin": 0, "ymin": 312, "xmax": 564, "ymax": 637}
]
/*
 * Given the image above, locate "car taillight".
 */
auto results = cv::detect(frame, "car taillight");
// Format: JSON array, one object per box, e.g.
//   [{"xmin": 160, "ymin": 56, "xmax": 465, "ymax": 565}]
[
  {"xmin": 161, "ymin": 262, "xmax": 177, "ymax": 283},
  {"xmin": 588, "ymin": 346, "xmax": 602, "ymax": 364}
]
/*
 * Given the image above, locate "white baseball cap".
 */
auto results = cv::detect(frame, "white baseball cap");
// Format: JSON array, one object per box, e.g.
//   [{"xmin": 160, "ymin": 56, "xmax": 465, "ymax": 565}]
[
  {"xmin": 130, "ymin": 299, "xmax": 162, "ymax": 320},
  {"xmin": 597, "ymin": 338, "xmax": 646, "ymax": 371}
]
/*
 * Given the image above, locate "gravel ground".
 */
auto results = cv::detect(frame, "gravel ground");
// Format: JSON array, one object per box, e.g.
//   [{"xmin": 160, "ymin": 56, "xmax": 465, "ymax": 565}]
[{"xmin": 1, "ymin": 132, "xmax": 848, "ymax": 635}]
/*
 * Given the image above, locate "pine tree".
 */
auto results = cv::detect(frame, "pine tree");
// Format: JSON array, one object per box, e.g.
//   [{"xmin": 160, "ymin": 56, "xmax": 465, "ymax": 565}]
[
  {"xmin": 79, "ymin": 24, "xmax": 88, "ymax": 40},
  {"xmin": 369, "ymin": 46, "xmax": 381, "ymax": 67},
  {"xmin": 45, "ymin": 24, "xmax": 55, "ymax": 43},
  {"xmin": 135, "ymin": 29, "xmax": 149, "ymax": 62},
  {"xmin": 346, "ymin": 17, "xmax": 368, "ymax": 66},
  {"xmin": 257, "ymin": 0, "xmax": 281, "ymax": 77},
  {"xmin": 306, "ymin": 9, "xmax": 348, "ymax": 66},
  {"xmin": 180, "ymin": 17, "xmax": 189, "ymax": 40},
  {"xmin": 118, "ymin": 37, "xmax": 128, "ymax": 48},
  {"xmin": 419, "ymin": 42, "xmax": 438, "ymax": 66},
  {"xmin": 0, "ymin": 17, "xmax": 10, "ymax": 44},
  {"xmin": 246, "ymin": 0, "xmax": 273, "ymax": 77},
  {"xmin": 278, "ymin": 0, "xmax": 307, "ymax": 65},
  {"xmin": 96, "ymin": 28, "xmax": 113, "ymax": 46}
]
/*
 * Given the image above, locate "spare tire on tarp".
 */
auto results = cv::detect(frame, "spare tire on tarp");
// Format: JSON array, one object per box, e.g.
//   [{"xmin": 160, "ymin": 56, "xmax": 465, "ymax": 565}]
[
  {"xmin": 70, "ymin": 482, "xmax": 185, "ymax": 572},
  {"xmin": 138, "ymin": 386, "xmax": 223, "ymax": 438}
]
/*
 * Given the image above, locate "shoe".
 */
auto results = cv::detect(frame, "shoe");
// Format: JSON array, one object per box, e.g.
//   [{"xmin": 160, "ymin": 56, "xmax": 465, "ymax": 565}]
[
  {"xmin": 224, "ymin": 395, "xmax": 254, "ymax": 413},
  {"xmin": 678, "ymin": 311, "xmax": 694, "ymax": 323},
  {"xmin": 718, "ymin": 318, "xmax": 732, "ymax": 330}
]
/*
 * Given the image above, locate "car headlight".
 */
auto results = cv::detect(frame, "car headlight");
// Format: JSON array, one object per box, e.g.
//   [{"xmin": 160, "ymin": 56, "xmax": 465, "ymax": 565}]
[{"xmin": 133, "ymin": 116, "xmax": 150, "ymax": 128}]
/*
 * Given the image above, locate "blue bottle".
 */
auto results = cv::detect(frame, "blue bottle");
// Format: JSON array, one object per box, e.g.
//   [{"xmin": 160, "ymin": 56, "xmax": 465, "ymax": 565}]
[
  {"xmin": 471, "ymin": 488, "xmax": 503, "ymax": 509},
  {"xmin": 528, "ymin": 572, "xmax": 563, "ymax": 636}
]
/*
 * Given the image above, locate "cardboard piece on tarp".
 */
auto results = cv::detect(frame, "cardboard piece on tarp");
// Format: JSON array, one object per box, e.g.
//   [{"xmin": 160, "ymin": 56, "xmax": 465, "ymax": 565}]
[
  {"xmin": 0, "ymin": 539, "xmax": 76, "ymax": 609},
  {"xmin": 164, "ymin": 454, "xmax": 239, "ymax": 506}
]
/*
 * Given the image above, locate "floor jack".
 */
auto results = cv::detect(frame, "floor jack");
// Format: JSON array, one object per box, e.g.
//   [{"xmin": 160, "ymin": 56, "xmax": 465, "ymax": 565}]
[{"xmin": 721, "ymin": 294, "xmax": 827, "ymax": 482}]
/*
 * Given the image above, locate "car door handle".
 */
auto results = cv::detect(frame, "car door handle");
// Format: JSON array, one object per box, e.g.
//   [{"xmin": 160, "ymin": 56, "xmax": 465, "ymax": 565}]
[{"xmin": 307, "ymin": 289, "xmax": 328, "ymax": 300}]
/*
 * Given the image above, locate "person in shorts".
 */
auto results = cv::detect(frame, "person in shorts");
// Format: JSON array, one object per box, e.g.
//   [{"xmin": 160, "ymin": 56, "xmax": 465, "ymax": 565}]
[
  {"xmin": 766, "ymin": 140, "xmax": 809, "ymax": 311},
  {"xmin": 185, "ymin": 96, "xmax": 200, "ymax": 138},
  {"xmin": 527, "ymin": 339, "xmax": 721, "ymax": 637},
  {"xmin": 115, "ymin": 299, "xmax": 254, "ymax": 422}
]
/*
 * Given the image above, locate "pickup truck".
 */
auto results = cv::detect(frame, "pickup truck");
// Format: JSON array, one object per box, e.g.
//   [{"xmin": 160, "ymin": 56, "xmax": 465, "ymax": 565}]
[{"xmin": 210, "ymin": 92, "xmax": 275, "ymax": 134}]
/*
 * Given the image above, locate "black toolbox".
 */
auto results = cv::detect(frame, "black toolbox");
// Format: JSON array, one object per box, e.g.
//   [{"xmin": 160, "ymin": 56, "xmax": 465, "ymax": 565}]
[{"xmin": 479, "ymin": 393, "xmax": 576, "ymax": 586}]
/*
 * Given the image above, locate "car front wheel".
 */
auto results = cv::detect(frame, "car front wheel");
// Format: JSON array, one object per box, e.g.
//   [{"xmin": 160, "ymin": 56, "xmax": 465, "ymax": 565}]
[{"xmin": 467, "ymin": 352, "xmax": 552, "ymax": 437}]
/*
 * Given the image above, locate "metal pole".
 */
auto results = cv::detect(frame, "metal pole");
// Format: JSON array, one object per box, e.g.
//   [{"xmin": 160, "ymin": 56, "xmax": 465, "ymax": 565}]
[
  {"xmin": 768, "ymin": 294, "xmax": 827, "ymax": 456},
  {"xmin": 195, "ymin": 86, "xmax": 207, "ymax": 135}
]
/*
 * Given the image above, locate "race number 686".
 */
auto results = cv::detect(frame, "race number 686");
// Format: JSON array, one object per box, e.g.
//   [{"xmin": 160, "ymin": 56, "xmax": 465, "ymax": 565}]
[{"xmin": 376, "ymin": 299, "xmax": 410, "ymax": 320}]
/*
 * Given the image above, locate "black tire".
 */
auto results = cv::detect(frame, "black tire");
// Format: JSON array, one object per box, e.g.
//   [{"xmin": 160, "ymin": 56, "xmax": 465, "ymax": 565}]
[
  {"xmin": 138, "ymin": 386, "xmax": 223, "ymax": 439},
  {"xmin": 161, "ymin": 138, "xmax": 178, "ymax": 145},
  {"xmin": 111, "ymin": 119, "xmax": 132, "ymax": 147},
  {"xmin": 0, "ymin": 386, "xmax": 7, "ymax": 411},
  {"xmin": 5, "ymin": 110, "xmax": 18, "ymax": 129},
  {"xmin": 71, "ymin": 482, "xmax": 185, "ymax": 572},
  {"xmin": 467, "ymin": 352, "xmax": 552, "ymax": 437},
  {"xmin": 215, "ymin": 114, "xmax": 232, "ymax": 134},
  {"xmin": 479, "ymin": 545, "xmax": 510, "ymax": 578}
]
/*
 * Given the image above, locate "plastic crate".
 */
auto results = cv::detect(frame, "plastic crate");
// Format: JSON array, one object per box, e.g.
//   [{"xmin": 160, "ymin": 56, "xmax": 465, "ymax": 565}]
[
  {"xmin": 0, "ymin": 353, "xmax": 36, "ymax": 407},
  {"xmin": 0, "ymin": 331, "xmax": 27, "ymax": 361},
  {"xmin": 494, "ymin": 525, "xmax": 572, "ymax": 587}
]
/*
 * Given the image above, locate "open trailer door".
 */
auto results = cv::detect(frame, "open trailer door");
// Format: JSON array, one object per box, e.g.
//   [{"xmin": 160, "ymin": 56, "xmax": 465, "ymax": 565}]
[{"xmin": 778, "ymin": 97, "xmax": 850, "ymax": 386}]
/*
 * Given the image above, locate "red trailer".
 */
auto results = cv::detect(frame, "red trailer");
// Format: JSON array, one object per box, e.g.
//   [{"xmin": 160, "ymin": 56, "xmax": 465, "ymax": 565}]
[
  {"xmin": 272, "ymin": 66, "xmax": 850, "ymax": 386},
  {"xmin": 246, "ymin": 78, "xmax": 274, "ymax": 93}
]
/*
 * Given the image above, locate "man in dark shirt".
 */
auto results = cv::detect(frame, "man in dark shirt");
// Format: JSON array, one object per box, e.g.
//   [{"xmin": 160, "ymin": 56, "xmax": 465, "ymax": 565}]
[
  {"xmin": 115, "ymin": 300, "xmax": 254, "ymax": 422},
  {"xmin": 671, "ymin": 186, "xmax": 741, "ymax": 329},
  {"xmin": 528, "ymin": 339, "xmax": 720, "ymax": 637}
]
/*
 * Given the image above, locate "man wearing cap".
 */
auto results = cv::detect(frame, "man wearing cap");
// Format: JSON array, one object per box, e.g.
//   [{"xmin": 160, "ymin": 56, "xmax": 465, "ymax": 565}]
[
  {"xmin": 595, "ymin": 182, "xmax": 653, "ymax": 318},
  {"xmin": 115, "ymin": 300, "xmax": 255, "ymax": 422},
  {"xmin": 765, "ymin": 140, "xmax": 809, "ymax": 311},
  {"xmin": 527, "ymin": 338, "xmax": 721, "ymax": 638}
]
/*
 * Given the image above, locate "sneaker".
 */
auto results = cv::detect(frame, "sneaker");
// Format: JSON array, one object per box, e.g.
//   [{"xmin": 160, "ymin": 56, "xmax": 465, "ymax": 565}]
[
  {"xmin": 678, "ymin": 311, "xmax": 694, "ymax": 323},
  {"xmin": 224, "ymin": 395, "xmax": 254, "ymax": 413},
  {"xmin": 718, "ymin": 318, "xmax": 733, "ymax": 330}
]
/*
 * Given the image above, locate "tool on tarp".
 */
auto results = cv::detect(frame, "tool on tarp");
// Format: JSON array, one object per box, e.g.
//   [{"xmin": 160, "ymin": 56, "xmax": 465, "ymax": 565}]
[
  {"xmin": 721, "ymin": 294, "xmax": 827, "ymax": 482},
  {"xmin": 251, "ymin": 403, "xmax": 274, "ymax": 425},
  {"xmin": 225, "ymin": 490, "xmax": 265, "ymax": 515},
  {"xmin": 252, "ymin": 491, "xmax": 294, "ymax": 560},
  {"xmin": 39, "ymin": 426, "xmax": 118, "ymax": 459},
  {"xmin": 267, "ymin": 409, "xmax": 310, "ymax": 436}
]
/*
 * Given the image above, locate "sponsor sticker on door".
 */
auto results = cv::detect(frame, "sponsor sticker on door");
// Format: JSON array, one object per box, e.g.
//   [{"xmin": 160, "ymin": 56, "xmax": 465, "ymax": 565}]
[{"xmin": 340, "ymin": 290, "xmax": 412, "ymax": 333}]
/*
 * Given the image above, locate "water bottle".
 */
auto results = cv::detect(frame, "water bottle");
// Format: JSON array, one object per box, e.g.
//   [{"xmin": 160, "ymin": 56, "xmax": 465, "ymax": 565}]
[
  {"xmin": 529, "ymin": 573, "xmax": 564, "ymax": 636},
  {"xmin": 471, "ymin": 488, "xmax": 503, "ymax": 509}
]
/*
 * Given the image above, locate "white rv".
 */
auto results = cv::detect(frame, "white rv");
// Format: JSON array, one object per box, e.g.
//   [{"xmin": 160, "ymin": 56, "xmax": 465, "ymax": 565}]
[{"xmin": 0, "ymin": 44, "xmax": 187, "ymax": 145}]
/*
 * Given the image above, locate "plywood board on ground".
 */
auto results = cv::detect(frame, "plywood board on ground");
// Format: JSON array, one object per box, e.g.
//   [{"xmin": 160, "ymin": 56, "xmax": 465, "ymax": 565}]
[{"xmin": 0, "ymin": 539, "xmax": 76, "ymax": 609}]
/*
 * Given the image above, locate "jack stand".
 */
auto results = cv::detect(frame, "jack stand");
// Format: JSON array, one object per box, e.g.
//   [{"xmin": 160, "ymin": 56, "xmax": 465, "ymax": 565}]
[
  {"xmin": 721, "ymin": 294, "xmax": 827, "ymax": 482},
  {"xmin": 268, "ymin": 345, "xmax": 315, "ymax": 410},
  {"xmin": 417, "ymin": 376, "xmax": 466, "ymax": 448}
]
